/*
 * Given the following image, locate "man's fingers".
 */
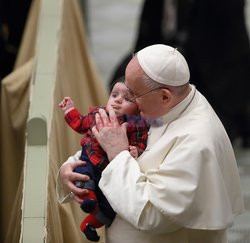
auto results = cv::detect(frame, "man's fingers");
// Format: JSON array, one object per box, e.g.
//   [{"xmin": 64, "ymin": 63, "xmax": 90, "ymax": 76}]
[
  {"xmin": 99, "ymin": 108, "xmax": 111, "ymax": 126},
  {"xmin": 96, "ymin": 108, "xmax": 120, "ymax": 127},
  {"xmin": 95, "ymin": 113, "xmax": 104, "ymax": 129},
  {"xmin": 71, "ymin": 169, "xmax": 89, "ymax": 184},
  {"xmin": 71, "ymin": 160, "xmax": 86, "ymax": 169},
  {"xmin": 73, "ymin": 189, "xmax": 89, "ymax": 204},
  {"xmin": 92, "ymin": 126, "xmax": 99, "ymax": 137},
  {"xmin": 74, "ymin": 194, "xmax": 84, "ymax": 204},
  {"xmin": 121, "ymin": 122, "xmax": 128, "ymax": 132},
  {"xmin": 69, "ymin": 183, "xmax": 88, "ymax": 204},
  {"xmin": 107, "ymin": 108, "xmax": 119, "ymax": 127},
  {"xmin": 70, "ymin": 183, "xmax": 89, "ymax": 195}
]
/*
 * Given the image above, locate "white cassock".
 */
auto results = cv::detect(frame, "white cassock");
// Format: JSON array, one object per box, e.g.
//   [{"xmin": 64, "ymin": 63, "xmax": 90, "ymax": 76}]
[{"xmin": 57, "ymin": 85, "xmax": 244, "ymax": 243}]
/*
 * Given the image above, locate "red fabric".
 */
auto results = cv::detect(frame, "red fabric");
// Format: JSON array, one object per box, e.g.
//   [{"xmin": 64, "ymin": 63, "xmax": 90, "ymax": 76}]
[{"xmin": 64, "ymin": 106, "xmax": 149, "ymax": 170}]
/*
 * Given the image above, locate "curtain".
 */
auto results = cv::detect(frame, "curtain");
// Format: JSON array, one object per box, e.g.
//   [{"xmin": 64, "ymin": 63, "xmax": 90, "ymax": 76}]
[{"xmin": 0, "ymin": 0, "xmax": 108, "ymax": 242}]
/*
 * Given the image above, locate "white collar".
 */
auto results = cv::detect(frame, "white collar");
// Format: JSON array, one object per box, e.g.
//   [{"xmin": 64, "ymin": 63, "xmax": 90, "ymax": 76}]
[{"xmin": 152, "ymin": 84, "xmax": 196, "ymax": 127}]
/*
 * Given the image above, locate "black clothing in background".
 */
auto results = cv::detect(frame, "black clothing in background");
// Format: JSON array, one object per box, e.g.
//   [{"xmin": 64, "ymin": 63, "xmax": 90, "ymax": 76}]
[
  {"xmin": 0, "ymin": 0, "xmax": 32, "ymax": 80},
  {"xmin": 110, "ymin": 0, "xmax": 250, "ymax": 147}
]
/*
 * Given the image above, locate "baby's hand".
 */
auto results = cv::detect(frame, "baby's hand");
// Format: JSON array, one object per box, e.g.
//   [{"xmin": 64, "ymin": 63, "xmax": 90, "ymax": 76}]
[
  {"xmin": 129, "ymin": 145, "xmax": 139, "ymax": 159},
  {"xmin": 59, "ymin": 97, "xmax": 74, "ymax": 113}
]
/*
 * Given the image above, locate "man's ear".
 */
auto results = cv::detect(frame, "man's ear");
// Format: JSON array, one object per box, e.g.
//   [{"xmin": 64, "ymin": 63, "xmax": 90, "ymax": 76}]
[{"xmin": 161, "ymin": 88, "xmax": 171, "ymax": 104}]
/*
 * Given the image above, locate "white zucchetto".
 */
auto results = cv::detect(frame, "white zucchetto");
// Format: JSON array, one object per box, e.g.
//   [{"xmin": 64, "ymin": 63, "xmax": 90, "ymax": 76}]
[{"xmin": 137, "ymin": 44, "xmax": 190, "ymax": 86}]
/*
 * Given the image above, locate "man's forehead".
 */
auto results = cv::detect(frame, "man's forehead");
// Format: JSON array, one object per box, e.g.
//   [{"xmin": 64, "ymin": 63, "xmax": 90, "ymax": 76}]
[
  {"xmin": 124, "ymin": 81, "xmax": 133, "ymax": 92},
  {"xmin": 124, "ymin": 77, "xmax": 146, "ymax": 96}
]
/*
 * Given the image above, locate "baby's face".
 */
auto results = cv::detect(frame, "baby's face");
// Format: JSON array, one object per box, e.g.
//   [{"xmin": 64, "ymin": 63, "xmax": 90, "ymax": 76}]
[{"xmin": 106, "ymin": 82, "xmax": 139, "ymax": 116}]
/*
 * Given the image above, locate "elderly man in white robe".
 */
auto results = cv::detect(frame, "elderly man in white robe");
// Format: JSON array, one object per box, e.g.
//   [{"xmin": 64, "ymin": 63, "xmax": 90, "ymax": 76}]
[{"xmin": 57, "ymin": 44, "xmax": 244, "ymax": 243}]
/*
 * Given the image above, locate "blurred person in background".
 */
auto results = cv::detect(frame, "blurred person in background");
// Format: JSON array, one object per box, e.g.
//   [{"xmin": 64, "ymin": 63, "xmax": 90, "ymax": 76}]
[
  {"xmin": 110, "ymin": 0, "xmax": 250, "ymax": 147},
  {"xmin": 0, "ymin": 0, "xmax": 32, "ymax": 81}
]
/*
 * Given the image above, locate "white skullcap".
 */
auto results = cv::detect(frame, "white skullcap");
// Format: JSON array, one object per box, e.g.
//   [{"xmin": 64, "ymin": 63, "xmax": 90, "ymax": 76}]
[{"xmin": 137, "ymin": 44, "xmax": 190, "ymax": 86}]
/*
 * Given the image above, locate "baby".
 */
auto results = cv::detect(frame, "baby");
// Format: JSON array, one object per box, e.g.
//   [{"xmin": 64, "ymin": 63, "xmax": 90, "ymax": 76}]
[{"xmin": 59, "ymin": 78, "xmax": 148, "ymax": 241}]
